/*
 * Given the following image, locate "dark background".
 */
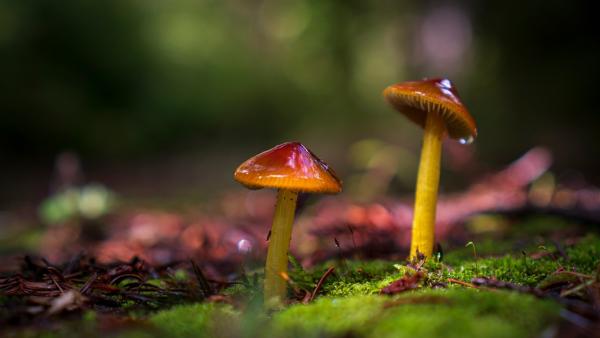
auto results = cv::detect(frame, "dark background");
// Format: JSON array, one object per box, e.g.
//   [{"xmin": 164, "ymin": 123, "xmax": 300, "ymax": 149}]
[{"xmin": 1, "ymin": 0, "xmax": 598, "ymax": 207}]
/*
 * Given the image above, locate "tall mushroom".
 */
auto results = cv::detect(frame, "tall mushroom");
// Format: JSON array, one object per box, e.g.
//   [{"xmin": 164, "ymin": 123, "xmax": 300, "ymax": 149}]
[
  {"xmin": 384, "ymin": 78, "xmax": 477, "ymax": 259},
  {"xmin": 234, "ymin": 142, "xmax": 342, "ymax": 307}
]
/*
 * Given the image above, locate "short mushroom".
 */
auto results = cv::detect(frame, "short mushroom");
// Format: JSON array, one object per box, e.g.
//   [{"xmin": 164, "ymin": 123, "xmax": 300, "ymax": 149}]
[
  {"xmin": 384, "ymin": 78, "xmax": 477, "ymax": 259},
  {"xmin": 234, "ymin": 142, "xmax": 342, "ymax": 306}
]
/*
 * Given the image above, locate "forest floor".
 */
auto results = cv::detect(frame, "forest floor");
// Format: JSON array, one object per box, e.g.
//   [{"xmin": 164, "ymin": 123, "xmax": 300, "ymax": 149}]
[
  {"xmin": 1, "ymin": 212, "xmax": 598, "ymax": 338},
  {"xmin": 1, "ymin": 148, "xmax": 599, "ymax": 337}
]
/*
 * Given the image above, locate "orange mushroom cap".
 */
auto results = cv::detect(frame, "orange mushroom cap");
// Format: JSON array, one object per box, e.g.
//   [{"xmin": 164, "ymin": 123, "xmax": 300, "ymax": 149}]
[
  {"xmin": 234, "ymin": 142, "xmax": 342, "ymax": 194},
  {"xmin": 384, "ymin": 78, "xmax": 477, "ymax": 141}
]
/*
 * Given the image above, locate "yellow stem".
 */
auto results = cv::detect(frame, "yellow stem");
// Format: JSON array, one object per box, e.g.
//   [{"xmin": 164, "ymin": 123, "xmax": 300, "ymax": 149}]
[
  {"xmin": 264, "ymin": 189, "xmax": 298, "ymax": 308},
  {"xmin": 410, "ymin": 112, "xmax": 445, "ymax": 259}
]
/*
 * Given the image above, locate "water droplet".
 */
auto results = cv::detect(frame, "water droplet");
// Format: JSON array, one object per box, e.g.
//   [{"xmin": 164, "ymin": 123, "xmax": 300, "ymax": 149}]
[
  {"xmin": 237, "ymin": 239, "xmax": 252, "ymax": 254},
  {"xmin": 458, "ymin": 135, "xmax": 474, "ymax": 145}
]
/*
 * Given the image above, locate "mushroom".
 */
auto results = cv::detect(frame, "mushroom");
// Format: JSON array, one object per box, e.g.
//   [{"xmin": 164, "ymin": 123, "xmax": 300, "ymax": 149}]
[
  {"xmin": 383, "ymin": 78, "xmax": 477, "ymax": 259},
  {"xmin": 234, "ymin": 142, "xmax": 342, "ymax": 306}
]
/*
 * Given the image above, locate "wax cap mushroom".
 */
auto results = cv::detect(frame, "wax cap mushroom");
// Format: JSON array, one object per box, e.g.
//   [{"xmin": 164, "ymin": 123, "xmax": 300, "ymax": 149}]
[
  {"xmin": 234, "ymin": 141, "xmax": 342, "ymax": 307},
  {"xmin": 384, "ymin": 78, "xmax": 477, "ymax": 142},
  {"xmin": 383, "ymin": 78, "xmax": 478, "ymax": 259},
  {"xmin": 234, "ymin": 142, "xmax": 342, "ymax": 194}
]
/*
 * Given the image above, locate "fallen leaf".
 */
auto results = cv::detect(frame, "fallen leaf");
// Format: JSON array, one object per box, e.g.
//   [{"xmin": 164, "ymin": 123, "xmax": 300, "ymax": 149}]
[{"xmin": 380, "ymin": 272, "xmax": 424, "ymax": 295}]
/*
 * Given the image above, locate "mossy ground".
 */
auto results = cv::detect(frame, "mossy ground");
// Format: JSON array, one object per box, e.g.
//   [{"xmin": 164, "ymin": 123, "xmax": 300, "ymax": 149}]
[
  {"xmin": 4, "ymin": 216, "xmax": 599, "ymax": 338},
  {"xmin": 272, "ymin": 289, "xmax": 559, "ymax": 338}
]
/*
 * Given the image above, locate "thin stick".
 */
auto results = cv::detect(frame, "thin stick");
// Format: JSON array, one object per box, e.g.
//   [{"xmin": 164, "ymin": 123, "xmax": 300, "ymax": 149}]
[
  {"xmin": 447, "ymin": 278, "xmax": 478, "ymax": 289},
  {"xmin": 49, "ymin": 275, "xmax": 64, "ymax": 293},
  {"xmin": 309, "ymin": 267, "xmax": 335, "ymax": 302}
]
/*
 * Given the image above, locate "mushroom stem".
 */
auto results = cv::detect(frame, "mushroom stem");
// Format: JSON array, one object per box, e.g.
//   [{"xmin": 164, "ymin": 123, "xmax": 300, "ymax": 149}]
[
  {"xmin": 410, "ymin": 112, "xmax": 445, "ymax": 259},
  {"xmin": 264, "ymin": 189, "xmax": 298, "ymax": 307}
]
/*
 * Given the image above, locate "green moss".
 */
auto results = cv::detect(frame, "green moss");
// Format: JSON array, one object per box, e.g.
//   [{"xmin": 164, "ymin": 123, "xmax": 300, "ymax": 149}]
[
  {"xmin": 440, "ymin": 234, "xmax": 599, "ymax": 285},
  {"xmin": 370, "ymin": 290, "xmax": 558, "ymax": 338},
  {"xmin": 321, "ymin": 234, "xmax": 600, "ymax": 297},
  {"xmin": 148, "ymin": 303, "xmax": 238, "ymax": 338},
  {"xmin": 271, "ymin": 289, "xmax": 559, "ymax": 338},
  {"xmin": 429, "ymin": 255, "xmax": 562, "ymax": 286},
  {"xmin": 565, "ymin": 235, "xmax": 600, "ymax": 272},
  {"xmin": 316, "ymin": 260, "xmax": 407, "ymax": 297},
  {"xmin": 221, "ymin": 282, "xmax": 251, "ymax": 297},
  {"xmin": 272, "ymin": 295, "xmax": 385, "ymax": 337},
  {"xmin": 323, "ymin": 271, "xmax": 404, "ymax": 297}
]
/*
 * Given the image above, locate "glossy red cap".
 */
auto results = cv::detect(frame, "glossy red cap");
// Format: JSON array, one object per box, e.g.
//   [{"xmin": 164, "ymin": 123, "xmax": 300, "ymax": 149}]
[
  {"xmin": 234, "ymin": 142, "xmax": 342, "ymax": 194},
  {"xmin": 384, "ymin": 78, "xmax": 477, "ymax": 141}
]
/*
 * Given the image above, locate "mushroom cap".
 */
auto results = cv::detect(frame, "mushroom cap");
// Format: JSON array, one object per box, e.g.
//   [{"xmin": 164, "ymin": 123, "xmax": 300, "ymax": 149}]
[
  {"xmin": 234, "ymin": 142, "xmax": 342, "ymax": 194},
  {"xmin": 384, "ymin": 78, "xmax": 477, "ymax": 141}
]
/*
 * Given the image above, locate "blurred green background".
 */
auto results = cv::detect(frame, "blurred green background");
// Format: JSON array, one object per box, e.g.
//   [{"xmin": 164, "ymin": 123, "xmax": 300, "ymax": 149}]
[{"xmin": 1, "ymin": 0, "xmax": 598, "ymax": 207}]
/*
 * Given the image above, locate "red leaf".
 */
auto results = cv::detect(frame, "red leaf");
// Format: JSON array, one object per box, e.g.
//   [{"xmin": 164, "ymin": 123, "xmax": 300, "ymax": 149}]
[{"xmin": 380, "ymin": 272, "xmax": 424, "ymax": 295}]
